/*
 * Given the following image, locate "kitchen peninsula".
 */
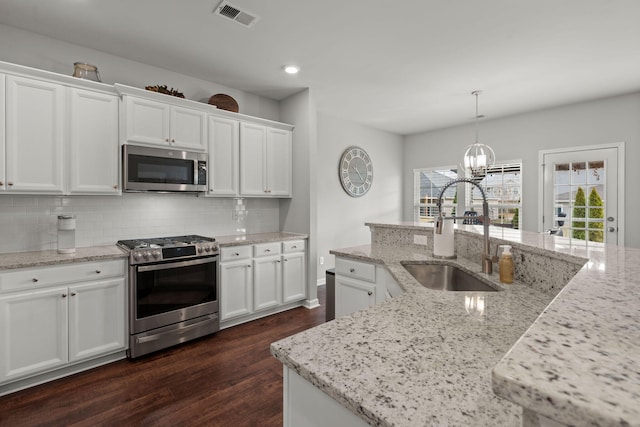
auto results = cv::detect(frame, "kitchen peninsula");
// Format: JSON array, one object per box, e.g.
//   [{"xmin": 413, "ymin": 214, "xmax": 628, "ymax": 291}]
[{"xmin": 271, "ymin": 222, "xmax": 640, "ymax": 426}]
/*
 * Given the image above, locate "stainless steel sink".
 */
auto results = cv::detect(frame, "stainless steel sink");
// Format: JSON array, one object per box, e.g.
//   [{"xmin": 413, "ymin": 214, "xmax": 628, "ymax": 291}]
[{"xmin": 402, "ymin": 262, "xmax": 499, "ymax": 292}]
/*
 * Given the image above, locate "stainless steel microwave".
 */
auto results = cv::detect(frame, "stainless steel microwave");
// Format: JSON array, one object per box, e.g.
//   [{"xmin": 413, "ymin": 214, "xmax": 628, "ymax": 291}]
[{"xmin": 122, "ymin": 144, "xmax": 207, "ymax": 192}]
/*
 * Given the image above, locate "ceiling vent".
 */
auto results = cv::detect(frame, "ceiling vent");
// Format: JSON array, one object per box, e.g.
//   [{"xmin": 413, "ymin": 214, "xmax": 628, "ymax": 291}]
[{"xmin": 213, "ymin": 1, "xmax": 260, "ymax": 28}]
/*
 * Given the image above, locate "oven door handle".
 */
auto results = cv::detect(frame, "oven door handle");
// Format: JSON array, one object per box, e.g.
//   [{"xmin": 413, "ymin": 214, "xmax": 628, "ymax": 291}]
[
  {"xmin": 136, "ymin": 315, "xmax": 219, "ymax": 344},
  {"xmin": 137, "ymin": 256, "xmax": 218, "ymax": 273}
]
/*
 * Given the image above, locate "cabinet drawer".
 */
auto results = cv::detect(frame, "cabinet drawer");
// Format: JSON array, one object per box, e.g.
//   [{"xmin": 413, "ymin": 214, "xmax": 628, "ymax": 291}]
[
  {"xmin": 335, "ymin": 258, "xmax": 376, "ymax": 283},
  {"xmin": 282, "ymin": 240, "xmax": 305, "ymax": 254},
  {"xmin": 253, "ymin": 242, "xmax": 281, "ymax": 258},
  {"xmin": 0, "ymin": 259, "xmax": 126, "ymax": 294},
  {"xmin": 220, "ymin": 245, "xmax": 252, "ymax": 262}
]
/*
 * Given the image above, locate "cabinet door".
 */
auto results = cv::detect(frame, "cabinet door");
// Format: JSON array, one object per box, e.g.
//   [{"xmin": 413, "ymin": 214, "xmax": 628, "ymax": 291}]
[
  {"xmin": 68, "ymin": 88, "xmax": 120, "ymax": 194},
  {"xmin": 282, "ymin": 252, "xmax": 306, "ymax": 303},
  {"xmin": 170, "ymin": 106, "xmax": 207, "ymax": 150},
  {"xmin": 208, "ymin": 116, "xmax": 239, "ymax": 196},
  {"xmin": 0, "ymin": 287, "xmax": 68, "ymax": 383},
  {"xmin": 220, "ymin": 260, "xmax": 253, "ymax": 321},
  {"xmin": 253, "ymin": 255, "xmax": 282, "ymax": 311},
  {"xmin": 266, "ymin": 128, "xmax": 292, "ymax": 197},
  {"xmin": 124, "ymin": 95, "xmax": 170, "ymax": 146},
  {"xmin": 68, "ymin": 278, "xmax": 126, "ymax": 363},
  {"xmin": 5, "ymin": 76, "xmax": 65, "ymax": 193},
  {"xmin": 335, "ymin": 275, "xmax": 376, "ymax": 318},
  {"xmin": 239, "ymin": 122, "xmax": 267, "ymax": 196},
  {"xmin": 0, "ymin": 74, "xmax": 5, "ymax": 191}
]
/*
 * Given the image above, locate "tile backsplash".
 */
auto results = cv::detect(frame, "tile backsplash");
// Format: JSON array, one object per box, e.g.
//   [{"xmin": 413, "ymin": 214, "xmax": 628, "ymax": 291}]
[{"xmin": 0, "ymin": 194, "xmax": 280, "ymax": 254}]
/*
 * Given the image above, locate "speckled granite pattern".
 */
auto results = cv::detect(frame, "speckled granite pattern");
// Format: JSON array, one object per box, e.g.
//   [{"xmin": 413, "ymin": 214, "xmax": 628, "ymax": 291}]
[
  {"xmin": 272, "ymin": 244, "xmax": 556, "ymax": 426},
  {"xmin": 0, "ymin": 245, "xmax": 127, "ymax": 270},
  {"xmin": 273, "ymin": 222, "xmax": 640, "ymax": 427},
  {"xmin": 216, "ymin": 231, "xmax": 307, "ymax": 247}
]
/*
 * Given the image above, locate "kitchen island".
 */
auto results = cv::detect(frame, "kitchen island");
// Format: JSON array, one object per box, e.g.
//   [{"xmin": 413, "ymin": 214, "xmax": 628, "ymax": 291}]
[{"xmin": 270, "ymin": 222, "xmax": 640, "ymax": 426}]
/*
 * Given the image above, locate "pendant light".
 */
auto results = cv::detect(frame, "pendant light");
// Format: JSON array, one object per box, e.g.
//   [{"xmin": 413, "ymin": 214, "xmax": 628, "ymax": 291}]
[{"xmin": 463, "ymin": 90, "xmax": 495, "ymax": 175}]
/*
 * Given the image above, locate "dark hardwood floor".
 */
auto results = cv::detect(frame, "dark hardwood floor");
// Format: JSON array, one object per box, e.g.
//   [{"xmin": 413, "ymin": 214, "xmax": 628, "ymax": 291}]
[{"xmin": 0, "ymin": 287, "xmax": 326, "ymax": 427}]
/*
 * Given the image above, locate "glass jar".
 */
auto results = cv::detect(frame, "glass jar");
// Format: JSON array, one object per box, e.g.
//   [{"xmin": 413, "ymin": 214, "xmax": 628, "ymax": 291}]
[
  {"xmin": 57, "ymin": 215, "xmax": 76, "ymax": 254},
  {"xmin": 72, "ymin": 62, "xmax": 102, "ymax": 82}
]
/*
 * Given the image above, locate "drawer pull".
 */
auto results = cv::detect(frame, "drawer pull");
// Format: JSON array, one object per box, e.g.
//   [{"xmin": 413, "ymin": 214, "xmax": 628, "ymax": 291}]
[
  {"xmin": 292, "ymin": 245, "xmax": 297, "ymax": 249},
  {"xmin": 62, "ymin": 293, "xmax": 67, "ymax": 298},
  {"xmin": 265, "ymin": 249, "xmax": 271, "ymax": 253},
  {"xmin": 32, "ymin": 278, "xmax": 38, "ymax": 282},
  {"xmin": 349, "ymin": 268, "xmax": 355, "ymax": 273},
  {"xmin": 284, "ymin": 258, "xmax": 288, "ymax": 262},
  {"xmin": 247, "ymin": 264, "xmax": 251, "ymax": 268},
  {"xmin": 71, "ymin": 292, "xmax": 77, "ymax": 297},
  {"xmin": 96, "ymin": 270, "xmax": 101, "ymax": 274},
  {"xmin": 276, "ymin": 260, "xmax": 281, "ymax": 263},
  {"xmin": 368, "ymin": 291, "xmax": 373, "ymax": 296},
  {"xmin": 235, "ymin": 252, "xmax": 240, "ymax": 256}
]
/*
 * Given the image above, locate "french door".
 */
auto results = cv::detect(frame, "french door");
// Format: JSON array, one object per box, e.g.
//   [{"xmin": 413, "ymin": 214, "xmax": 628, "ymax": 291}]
[{"xmin": 540, "ymin": 143, "xmax": 624, "ymax": 246}]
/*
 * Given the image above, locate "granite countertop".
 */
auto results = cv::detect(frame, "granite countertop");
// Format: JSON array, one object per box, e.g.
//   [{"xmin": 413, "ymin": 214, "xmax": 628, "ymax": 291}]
[
  {"xmin": 0, "ymin": 232, "xmax": 308, "ymax": 271},
  {"xmin": 271, "ymin": 223, "xmax": 640, "ymax": 426},
  {"xmin": 216, "ymin": 231, "xmax": 307, "ymax": 247},
  {"xmin": 0, "ymin": 245, "xmax": 127, "ymax": 271}
]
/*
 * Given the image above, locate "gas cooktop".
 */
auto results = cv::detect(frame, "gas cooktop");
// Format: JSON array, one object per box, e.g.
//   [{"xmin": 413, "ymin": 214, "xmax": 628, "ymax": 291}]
[{"xmin": 117, "ymin": 235, "xmax": 218, "ymax": 264}]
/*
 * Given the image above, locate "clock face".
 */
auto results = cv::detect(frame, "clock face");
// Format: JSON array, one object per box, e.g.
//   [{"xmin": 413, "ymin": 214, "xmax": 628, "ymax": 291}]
[{"xmin": 339, "ymin": 146, "xmax": 373, "ymax": 197}]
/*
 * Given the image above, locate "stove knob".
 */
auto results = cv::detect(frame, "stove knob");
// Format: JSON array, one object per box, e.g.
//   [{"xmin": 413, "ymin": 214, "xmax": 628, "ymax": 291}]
[
  {"xmin": 198, "ymin": 246, "xmax": 204, "ymax": 253},
  {"xmin": 142, "ymin": 251, "xmax": 151, "ymax": 260},
  {"xmin": 132, "ymin": 252, "xmax": 141, "ymax": 261},
  {"xmin": 152, "ymin": 250, "xmax": 161, "ymax": 259},
  {"xmin": 205, "ymin": 245, "xmax": 211, "ymax": 252}
]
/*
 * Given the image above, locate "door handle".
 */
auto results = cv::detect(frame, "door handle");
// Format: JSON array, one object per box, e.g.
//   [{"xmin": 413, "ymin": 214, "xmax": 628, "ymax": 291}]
[
  {"xmin": 608, "ymin": 227, "xmax": 616, "ymax": 232},
  {"xmin": 607, "ymin": 217, "xmax": 615, "ymax": 222}
]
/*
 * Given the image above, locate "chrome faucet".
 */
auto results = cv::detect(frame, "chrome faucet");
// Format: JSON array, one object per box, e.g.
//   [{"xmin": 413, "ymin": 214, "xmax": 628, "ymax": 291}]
[{"xmin": 435, "ymin": 178, "xmax": 498, "ymax": 274}]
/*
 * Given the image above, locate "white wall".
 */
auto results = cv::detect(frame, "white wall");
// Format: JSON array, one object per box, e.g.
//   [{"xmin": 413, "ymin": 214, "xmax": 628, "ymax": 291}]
[
  {"xmin": 0, "ymin": 24, "xmax": 279, "ymax": 120},
  {"xmin": 280, "ymin": 88, "xmax": 319, "ymax": 304},
  {"xmin": 403, "ymin": 92, "xmax": 640, "ymax": 248},
  {"xmin": 317, "ymin": 113, "xmax": 403, "ymax": 281}
]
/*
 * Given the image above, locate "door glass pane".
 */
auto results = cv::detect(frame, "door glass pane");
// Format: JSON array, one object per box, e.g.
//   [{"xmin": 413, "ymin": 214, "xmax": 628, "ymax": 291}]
[{"xmin": 553, "ymin": 160, "xmax": 606, "ymax": 244}]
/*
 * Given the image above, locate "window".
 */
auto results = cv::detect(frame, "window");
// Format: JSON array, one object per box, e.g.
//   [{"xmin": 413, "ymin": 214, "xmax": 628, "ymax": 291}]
[{"xmin": 413, "ymin": 162, "xmax": 522, "ymax": 229}]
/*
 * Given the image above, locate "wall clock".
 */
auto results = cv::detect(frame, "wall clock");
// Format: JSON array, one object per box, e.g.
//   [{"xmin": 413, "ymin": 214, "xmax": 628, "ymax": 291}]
[{"xmin": 339, "ymin": 146, "xmax": 373, "ymax": 197}]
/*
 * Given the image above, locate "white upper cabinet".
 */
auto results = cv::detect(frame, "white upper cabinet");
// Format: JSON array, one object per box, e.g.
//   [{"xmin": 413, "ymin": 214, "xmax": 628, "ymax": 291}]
[
  {"xmin": 240, "ymin": 122, "xmax": 267, "ymax": 196},
  {"xmin": 122, "ymin": 94, "xmax": 207, "ymax": 151},
  {"xmin": 1, "ymin": 66, "xmax": 120, "ymax": 196},
  {"xmin": 68, "ymin": 88, "xmax": 120, "ymax": 194},
  {"xmin": 0, "ymin": 74, "xmax": 5, "ymax": 191},
  {"xmin": 239, "ymin": 122, "xmax": 292, "ymax": 197},
  {"xmin": 208, "ymin": 115, "xmax": 239, "ymax": 196},
  {"xmin": 4, "ymin": 75, "xmax": 65, "ymax": 193},
  {"xmin": 266, "ymin": 127, "xmax": 292, "ymax": 197}
]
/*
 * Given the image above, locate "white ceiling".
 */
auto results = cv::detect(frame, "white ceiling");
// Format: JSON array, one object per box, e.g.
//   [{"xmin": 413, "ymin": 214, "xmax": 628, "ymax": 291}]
[{"xmin": 1, "ymin": 0, "xmax": 639, "ymax": 135}]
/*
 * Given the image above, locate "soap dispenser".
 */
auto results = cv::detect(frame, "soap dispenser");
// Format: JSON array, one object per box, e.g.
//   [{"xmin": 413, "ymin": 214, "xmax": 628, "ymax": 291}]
[{"xmin": 499, "ymin": 245, "xmax": 514, "ymax": 284}]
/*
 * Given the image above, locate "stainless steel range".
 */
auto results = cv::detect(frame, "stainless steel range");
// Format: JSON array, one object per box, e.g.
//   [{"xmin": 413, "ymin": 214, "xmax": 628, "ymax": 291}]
[{"xmin": 117, "ymin": 235, "xmax": 219, "ymax": 358}]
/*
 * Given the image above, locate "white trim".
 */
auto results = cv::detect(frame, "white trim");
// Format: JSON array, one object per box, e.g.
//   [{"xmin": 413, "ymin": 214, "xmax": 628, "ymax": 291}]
[{"xmin": 538, "ymin": 142, "xmax": 625, "ymax": 245}]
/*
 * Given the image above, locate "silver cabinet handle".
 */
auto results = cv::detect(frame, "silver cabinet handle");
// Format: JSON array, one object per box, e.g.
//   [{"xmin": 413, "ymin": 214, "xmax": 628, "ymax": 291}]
[
  {"xmin": 32, "ymin": 278, "xmax": 38, "ymax": 282},
  {"xmin": 349, "ymin": 268, "xmax": 355, "ymax": 273}
]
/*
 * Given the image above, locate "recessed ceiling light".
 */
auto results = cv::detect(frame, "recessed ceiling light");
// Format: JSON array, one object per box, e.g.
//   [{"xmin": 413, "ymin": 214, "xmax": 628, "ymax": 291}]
[{"xmin": 282, "ymin": 65, "xmax": 300, "ymax": 75}]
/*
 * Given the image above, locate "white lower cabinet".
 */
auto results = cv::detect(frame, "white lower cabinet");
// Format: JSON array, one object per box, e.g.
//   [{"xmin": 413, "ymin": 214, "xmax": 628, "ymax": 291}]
[
  {"xmin": 219, "ymin": 257, "xmax": 253, "ymax": 321},
  {"xmin": 335, "ymin": 257, "xmax": 392, "ymax": 318},
  {"xmin": 220, "ymin": 239, "xmax": 306, "ymax": 325},
  {"xmin": 0, "ymin": 259, "xmax": 126, "ymax": 387}
]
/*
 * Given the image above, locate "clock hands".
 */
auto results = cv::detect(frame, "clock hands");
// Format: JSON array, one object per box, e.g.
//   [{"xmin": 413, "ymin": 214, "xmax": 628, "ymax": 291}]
[{"xmin": 351, "ymin": 163, "xmax": 365, "ymax": 182}]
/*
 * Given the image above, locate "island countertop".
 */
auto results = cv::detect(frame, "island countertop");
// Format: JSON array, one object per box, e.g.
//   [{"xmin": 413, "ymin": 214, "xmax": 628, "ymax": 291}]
[{"xmin": 270, "ymin": 223, "xmax": 640, "ymax": 426}]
